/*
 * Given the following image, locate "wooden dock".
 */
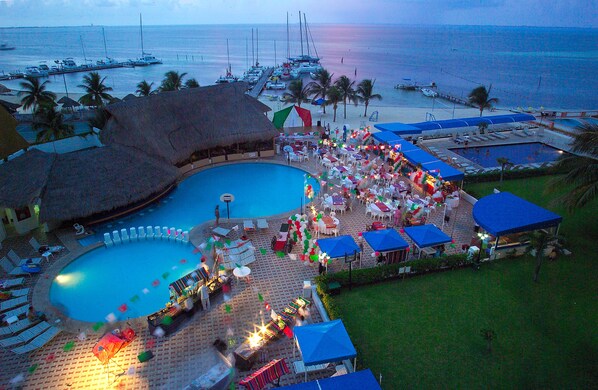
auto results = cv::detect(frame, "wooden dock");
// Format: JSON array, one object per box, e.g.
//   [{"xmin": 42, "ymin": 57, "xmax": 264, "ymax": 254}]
[
  {"xmin": 247, "ymin": 67, "xmax": 273, "ymax": 98},
  {"xmin": 436, "ymin": 90, "xmax": 474, "ymax": 107}
]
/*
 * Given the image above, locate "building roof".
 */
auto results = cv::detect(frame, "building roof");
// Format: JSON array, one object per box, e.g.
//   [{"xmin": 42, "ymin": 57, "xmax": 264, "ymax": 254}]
[
  {"xmin": 0, "ymin": 104, "xmax": 28, "ymax": 160},
  {"xmin": 0, "ymin": 146, "xmax": 178, "ymax": 223},
  {"xmin": 100, "ymin": 82, "xmax": 278, "ymax": 165}
]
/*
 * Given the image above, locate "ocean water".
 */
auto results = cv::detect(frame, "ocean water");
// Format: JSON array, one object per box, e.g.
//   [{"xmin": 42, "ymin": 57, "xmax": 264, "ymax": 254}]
[{"xmin": 0, "ymin": 24, "xmax": 596, "ymax": 110}]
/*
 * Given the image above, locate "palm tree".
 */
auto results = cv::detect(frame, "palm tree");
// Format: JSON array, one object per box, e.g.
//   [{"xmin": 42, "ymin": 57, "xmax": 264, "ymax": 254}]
[
  {"xmin": 282, "ymin": 80, "xmax": 310, "ymax": 107},
  {"xmin": 325, "ymin": 86, "xmax": 342, "ymax": 123},
  {"xmin": 468, "ymin": 85, "xmax": 498, "ymax": 117},
  {"xmin": 160, "ymin": 70, "xmax": 188, "ymax": 92},
  {"xmin": 136, "ymin": 80, "xmax": 155, "ymax": 96},
  {"xmin": 18, "ymin": 76, "xmax": 57, "ymax": 112},
  {"xmin": 547, "ymin": 123, "xmax": 598, "ymax": 212},
  {"xmin": 88, "ymin": 109, "xmax": 109, "ymax": 132},
  {"xmin": 334, "ymin": 75, "xmax": 356, "ymax": 120},
  {"xmin": 307, "ymin": 69, "xmax": 333, "ymax": 114},
  {"xmin": 33, "ymin": 106, "xmax": 74, "ymax": 143},
  {"xmin": 356, "ymin": 79, "xmax": 382, "ymax": 117},
  {"xmin": 496, "ymin": 157, "xmax": 513, "ymax": 185},
  {"xmin": 78, "ymin": 72, "xmax": 113, "ymax": 107},
  {"xmin": 526, "ymin": 230, "xmax": 563, "ymax": 282},
  {"xmin": 185, "ymin": 78, "xmax": 200, "ymax": 88}
]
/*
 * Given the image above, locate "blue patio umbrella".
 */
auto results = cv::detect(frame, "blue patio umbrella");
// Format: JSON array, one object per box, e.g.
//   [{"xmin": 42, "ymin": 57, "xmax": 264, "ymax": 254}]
[
  {"xmin": 316, "ymin": 235, "xmax": 361, "ymax": 259},
  {"xmin": 362, "ymin": 228, "xmax": 409, "ymax": 252},
  {"xmin": 403, "ymin": 224, "xmax": 451, "ymax": 258}
]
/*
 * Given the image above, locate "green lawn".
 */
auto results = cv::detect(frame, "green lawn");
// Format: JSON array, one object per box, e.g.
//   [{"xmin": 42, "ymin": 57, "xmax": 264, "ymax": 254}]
[{"xmin": 331, "ymin": 176, "xmax": 598, "ymax": 389}]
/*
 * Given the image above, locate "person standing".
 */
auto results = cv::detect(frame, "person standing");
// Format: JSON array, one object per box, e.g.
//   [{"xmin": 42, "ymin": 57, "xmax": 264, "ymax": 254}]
[
  {"xmin": 199, "ymin": 283, "xmax": 210, "ymax": 310},
  {"xmin": 214, "ymin": 205, "xmax": 220, "ymax": 226}
]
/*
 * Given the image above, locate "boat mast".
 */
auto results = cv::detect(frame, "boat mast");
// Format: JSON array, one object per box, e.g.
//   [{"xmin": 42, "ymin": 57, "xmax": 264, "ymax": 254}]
[
  {"xmin": 80, "ymin": 35, "xmax": 87, "ymax": 64},
  {"xmin": 102, "ymin": 27, "xmax": 109, "ymax": 59},
  {"xmin": 140, "ymin": 13, "xmax": 145, "ymax": 56},
  {"xmin": 305, "ymin": 16, "xmax": 320, "ymax": 61},
  {"xmin": 299, "ymin": 11, "xmax": 304, "ymax": 57},
  {"xmin": 304, "ymin": 13, "xmax": 310, "ymax": 58},
  {"xmin": 286, "ymin": 13, "xmax": 290, "ymax": 61},
  {"xmin": 226, "ymin": 39, "xmax": 231, "ymax": 75},
  {"xmin": 245, "ymin": 37, "xmax": 248, "ymax": 70},
  {"xmin": 256, "ymin": 28, "xmax": 259, "ymax": 66},
  {"xmin": 274, "ymin": 40, "xmax": 277, "ymax": 66},
  {"xmin": 251, "ymin": 28, "xmax": 255, "ymax": 68}
]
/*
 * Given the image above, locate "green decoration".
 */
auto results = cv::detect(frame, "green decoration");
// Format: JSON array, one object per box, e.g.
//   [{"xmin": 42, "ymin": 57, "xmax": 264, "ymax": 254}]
[
  {"xmin": 63, "ymin": 341, "xmax": 75, "ymax": 352},
  {"xmin": 290, "ymin": 215, "xmax": 297, "ymax": 221},
  {"xmin": 225, "ymin": 239, "xmax": 231, "ymax": 245},
  {"xmin": 258, "ymin": 293, "xmax": 264, "ymax": 302},
  {"xmin": 162, "ymin": 272, "xmax": 170, "ymax": 280},
  {"xmin": 276, "ymin": 251, "xmax": 286, "ymax": 258},
  {"xmin": 259, "ymin": 248, "xmax": 267, "ymax": 255},
  {"xmin": 28, "ymin": 364, "xmax": 38, "ymax": 374},
  {"xmin": 205, "ymin": 243, "xmax": 212, "ymax": 250},
  {"xmin": 225, "ymin": 304, "xmax": 232, "ymax": 313},
  {"xmin": 219, "ymin": 264, "xmax": 225, "ymax": 271},
  {"xmin": 162, "ymin": 316, "xmax": 173, "ymax": 326},
  {"xmin": 310, "ymin": 254, "xmax": 318, "ymax": 261},
  {"xmin": 93, "ymin": 322, "xmax": 104, "ymax": 332},
  {"xmin": 130, "ymin": 295, "xmax": 140, "ymax": 303}
]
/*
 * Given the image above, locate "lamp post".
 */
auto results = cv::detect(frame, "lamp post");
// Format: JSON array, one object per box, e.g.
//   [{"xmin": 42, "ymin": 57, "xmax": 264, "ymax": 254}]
[{"xmin": 476, "ymin": 232, "xmax": 489, "ymax": 267}]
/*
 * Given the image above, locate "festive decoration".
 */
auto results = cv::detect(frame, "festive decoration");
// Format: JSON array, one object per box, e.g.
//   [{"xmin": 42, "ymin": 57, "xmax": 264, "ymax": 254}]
[
  {"xmin": 93, "ymin": 322, "xmax": 104, "ymax": 332},
  {"xmin": 63, "ymin": 341, "xmax": 75, "ymax": 352},
  {"xmin": 28, "ymin": 364, "xmax": 38, "ymax": 374},
  {"xmin": 225, "ymin": 304, "xmax": 232, "ymax": 313}
]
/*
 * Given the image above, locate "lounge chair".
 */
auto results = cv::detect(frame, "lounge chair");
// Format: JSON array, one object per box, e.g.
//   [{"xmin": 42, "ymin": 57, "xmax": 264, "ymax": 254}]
[
  {"xmin": 0, "ymin": 295, "xmax": 28, "ymax": 312},
  {"xmin": 0, "ymin": 257, "xmax": 29, "ymax": 276},
  {"xmin": 7, "ymin": 249, "xmax": 42, "ymax": 267},
  {"xmin": 212, "ymin": 227, "xmax": 231, "ymax": 237},
  {"xmin": 0, "ymin": 321, "xmax": 51, "ymax": 348},
  {"xmin": 12, "ymin": 326, "xmax": 61, "ymax": 354},
  {"xmin": 2, "ymin": 304, "xmax": 29, "ymax": 320},
  {"xmin": 0, "ymin": 277, "xmax": 24, "ymax": 289},
  {"xmin": 104, "ymin": 233, "xmax": 113, "ymax": 246},
  {"xmin": 0, "ymin": 318, "xmax": 35, "ymax": 337},
  {"xmin": 73, "ymin": 223, "xmax": 86, "ymax": 235},
  {"xmin": 257, "ymin": 219, "xmax": 269, "ymax": 229},
  {"xmin": 243, "ymin": 220, "xmax": 255, "ymax": 232},
  {"xmin": 28, "ymin": 237, "xmax": 64, "ymax": 254},
  {"xmin": 6, "ymin": 288, "xmax": 29, "ymax": 297}
]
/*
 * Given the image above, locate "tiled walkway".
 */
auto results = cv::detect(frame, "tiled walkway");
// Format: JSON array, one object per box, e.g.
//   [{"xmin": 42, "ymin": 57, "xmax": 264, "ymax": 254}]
[{"xmin": 0, "ymin": 154, "xmax": 476, "ymax": 389}]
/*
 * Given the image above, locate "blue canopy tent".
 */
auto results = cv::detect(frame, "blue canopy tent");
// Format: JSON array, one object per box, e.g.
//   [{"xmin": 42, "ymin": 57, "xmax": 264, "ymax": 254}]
[
  {"xmin": 409, "ymin": 113, "xmax": 537, "ymax": 131},
  {"xmin": 280, "ymin": 369, "xmax": 382, "ymax": 390},
  {"xmin": 362, "ymin": 229, "xmax": 409, "ymax": 264},
  {"xmin": 293, "ymin": 319, "xmax": 357, "ymax": 381},
  {"xmin": 421, "ymin": 160, "xmax": 465, "ymax": 182},
  {"xmin": 472, "ymin": 192, "xmax": 562, "ymax": 256},
  {"xmin": 371, "ymin": 131, "xmax": 404, "ymax": 144},
  {"xmin": 404, "ymin": 224, "xmax": 451, "ymax": 258},
  {"xmin": 402, "ymin": 149, "xmax": 439, "ymax": 165},
  {"xmin": 374, "ymin": 122, "xmax": 422, "ymax": 134},
  {"xmin": 317, "ymin": 235, "xmax": 361, "ymax": 271}
]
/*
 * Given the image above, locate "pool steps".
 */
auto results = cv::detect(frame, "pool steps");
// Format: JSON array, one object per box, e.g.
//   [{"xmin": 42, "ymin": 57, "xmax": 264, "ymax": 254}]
[{"xmin": 104, "ymin": 226, "xmax": 189, "ymax": 246}]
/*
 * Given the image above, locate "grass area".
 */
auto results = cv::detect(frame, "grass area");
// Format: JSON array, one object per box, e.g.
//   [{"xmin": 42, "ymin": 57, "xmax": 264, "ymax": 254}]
[{"xmin": 331, "ymin": 176, "xmax": 598, "ymax": 389}]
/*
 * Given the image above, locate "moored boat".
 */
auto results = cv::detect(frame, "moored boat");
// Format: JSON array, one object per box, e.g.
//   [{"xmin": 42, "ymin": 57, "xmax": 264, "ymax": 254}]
[
  {"xmin": 421, "ymin": 88, "xmax": 439, "ymax": 98},
  {"xmin": 0, "ymin": 43, "xmax": 15, "ymax": 51}
]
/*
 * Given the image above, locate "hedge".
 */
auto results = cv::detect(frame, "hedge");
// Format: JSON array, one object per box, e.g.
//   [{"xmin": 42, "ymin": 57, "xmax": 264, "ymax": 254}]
[{"xmin": 463, "ymin": 166, "xmax": 566, "ymax": 187}]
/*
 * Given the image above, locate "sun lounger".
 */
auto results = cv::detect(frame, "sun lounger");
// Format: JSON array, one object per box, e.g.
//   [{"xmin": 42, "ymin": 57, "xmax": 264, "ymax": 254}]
[
  {"xmin": 0, "ymin": 318, "xmax": 35, "ymax": 337},
  {"xmin": 2, "ymin": 304, "xmax": 29, "ymax": 320},
  {"xmin": 212, "ymin": 227, "xmax": 231, "ymax": 237},
  {"xmin": 0, "ymin": 295, "xmax": 28, "ymax": 312},
  {"xmin": 0, "ymin": 278, "xmax": 24, "ymax": 289},
  {"xmin": 7, "ymin": 250, "xmax": 42, "ymax": 267},
  {"xmin": 12, "ymin": 326, "xmax": 61, "ymax": 354},
  {"xmin": 292, "ymin": 360, "xmax": 329, "ymax": 375},
  {"xmin": 243, "ymin": 220, "xmax": 255, "ymax": 232},
  {"xmin": 470, "ymin": 136, "xmax": 482, "ymax": 142},
  {"xmin": 73, "ymin": 223, "xmax": 86, "ymax": 235},
  {"xmin": 6, "ymin": 288, "xmax": 30, "ymax": 297},
  {"xmin": 0, "ymin": 257, "xmax": 28, "ymax": 276},
  {"xmin": 0, "ymin": 321, "xmax": 50, "ymax": 348},
  {"xmin": 257, "ymin": 219, "xmax": 269, "ymax": 229}
]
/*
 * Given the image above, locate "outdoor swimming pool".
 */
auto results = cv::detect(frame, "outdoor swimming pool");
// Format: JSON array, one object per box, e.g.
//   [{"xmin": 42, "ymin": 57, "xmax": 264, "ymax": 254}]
[
  {"xmin": 450, "ymin": 142, "xmax": 566, "ymax": 167},
  {"xmin": 80, "ymin": 163, "xmax": 320, "ymax": 244},
  {"xmin": 53, "ymin": 163, "xmax": 319, "ymax": 322},
  {"xmin": 50, "ymin": 240, "xmax": 197, "ymax": 322}
]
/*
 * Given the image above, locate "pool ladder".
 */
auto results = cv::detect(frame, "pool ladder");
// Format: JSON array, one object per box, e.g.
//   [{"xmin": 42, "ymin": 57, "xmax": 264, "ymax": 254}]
[{"xmin": 104, "ymin": 226, "xmax": 189, "ymax": 246}]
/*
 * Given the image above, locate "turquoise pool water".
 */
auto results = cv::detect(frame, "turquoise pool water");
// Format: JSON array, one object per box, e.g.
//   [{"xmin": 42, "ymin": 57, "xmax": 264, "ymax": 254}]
[
  {"xmin": 451, "ymin": 142, "xmax": 566, "ymax": 167},
  {"xmin": 50, "ymin": 241, "xmax": 197, "ymax": 322},
  {"xmin": 82, "ymin": 163, "xmax": 320, "ymax": 242},
  {"xmin": 54, "ymin": 163, "xmax": 319, "ymax": 321}
]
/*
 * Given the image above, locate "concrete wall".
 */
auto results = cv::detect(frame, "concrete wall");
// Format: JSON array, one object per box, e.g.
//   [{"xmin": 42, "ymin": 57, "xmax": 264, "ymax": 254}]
[{"xmin": 4, "ymin": 205, "xmax": 39, "ymax": 235}]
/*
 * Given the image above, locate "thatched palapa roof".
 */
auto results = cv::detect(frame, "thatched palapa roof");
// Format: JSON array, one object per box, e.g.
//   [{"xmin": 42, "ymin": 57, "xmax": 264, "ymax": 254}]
[
  {"xmin": 0, "ymin": 104, "xmax": 29, "ymax": 160},
  {"xmin": 101, "ymin": 82, "xmax": 277, "ymax": 165},
  {"xmin": 0, "ymin": 146, "xmax": 177, "ymax": 223},
  {"xmin": 0, "ymin": 149, "xmax": 55, "ymax": 208}
]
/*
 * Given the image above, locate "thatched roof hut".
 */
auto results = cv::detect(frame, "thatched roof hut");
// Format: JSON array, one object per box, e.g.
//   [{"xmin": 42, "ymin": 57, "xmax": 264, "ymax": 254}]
[
  {"xmin": 122, "ymin": 94, "xmax": 137, "ymax": 101},
  {"xmin": 101, "ymin": 82, "xmax": 278, "ymax": 165},
  {"xmin": 0, "ymin": 149, "xmax": 54, "ymax": 208},
  {"xmin": 0, "ymin": 105, "xmax": 29, "ymax": 160},
  {"xmin": 57, "ymin": 96, "xmax": 80, "ymax": 108},
  {"xmin": 39, "ymin": 144, "xmax": 177, "ymax": 223},
  {"xmin": 0, "ymin": 145, "xmax": 177, "ymax": 223}
]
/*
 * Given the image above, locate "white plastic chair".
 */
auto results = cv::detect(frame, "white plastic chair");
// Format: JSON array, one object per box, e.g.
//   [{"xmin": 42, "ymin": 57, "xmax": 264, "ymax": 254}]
[
  {"xmin": 112, "ymin": 230, "xmax": 121, "ymax": 245},
  {"xmin": 120, "ymin": 228, "xmax": 129, "ymax": 243},
  {"xmin": 182, "ymin": 231, "xmax": 189, "ymax": 243},
  {"xmin": 176, "ymin": 229, "xmax": 183, "ymax": 242},
  {"xmin": 162, "ymin": 226, "xmax": 169, "ymax": 240},
  {"xmin": 104, "ymin": 233, "xmax": 113, "ymax": 247},
  {"xmin": 129, "ymin": 227, "xmax": 137, "ymax": 241},
  {"xmin": 154, "ymin": 226, "xmax": 162, "ymax": 239},
  {"xmin": 170, "ymin": 227, "xmax": 176, "ymax": 240},
  {"xmin": 146, "ymin": 226, "xmax": 154, "ymax": 239},
  {"xmin": 138, "ymin": 226, "xmax": 146, "ymax": 240}
]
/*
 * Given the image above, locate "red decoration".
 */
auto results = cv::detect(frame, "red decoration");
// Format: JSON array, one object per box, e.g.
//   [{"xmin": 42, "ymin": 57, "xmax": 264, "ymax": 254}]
[
  {"xmin": 180, "ymin": 259, "xmax": 187, "ymax": 264},
  {"xmin": 45, "ymin": 353, "xmax": 56, "ymax": 363},
  {"xmin": 152, "ymin": 279, "xmax": 160, "ymax": 287},
  {"xmin": 118, "ymin": 304, "xmax": 128, "ymax": 313}
]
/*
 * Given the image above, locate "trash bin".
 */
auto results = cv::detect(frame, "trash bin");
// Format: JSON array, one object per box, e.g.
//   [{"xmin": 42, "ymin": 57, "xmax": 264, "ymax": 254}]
[{"xmin": 317, "ymin": 120, "xmax": 322, "ymax": 127}]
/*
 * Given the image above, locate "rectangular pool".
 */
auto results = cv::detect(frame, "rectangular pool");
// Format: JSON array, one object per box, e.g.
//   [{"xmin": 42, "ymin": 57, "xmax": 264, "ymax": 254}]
[{"xmin": 450, "ymin": 142, "xmax": 567, "ymax": 168}]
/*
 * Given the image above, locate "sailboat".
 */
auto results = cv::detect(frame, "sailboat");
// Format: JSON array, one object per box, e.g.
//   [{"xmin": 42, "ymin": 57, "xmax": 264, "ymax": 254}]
[
  {"xmin": 131, "ymin": 14, "xmax": 162, "ymax": 66},
  {"xmin": 215, "ymin": 39, "xmax": 238, "ymax": 84},
  {"xmin": 96, "ymin": 27, "xmax": 119, "ymax": 66},
  {"xmin": 288, "ymin": 12, "xmax": 322, "ymax": 74}
]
